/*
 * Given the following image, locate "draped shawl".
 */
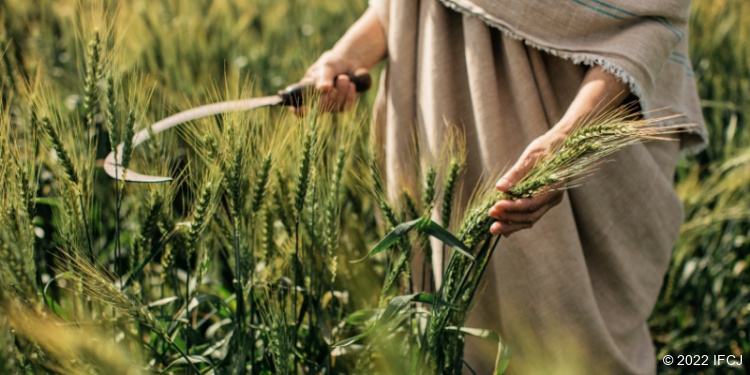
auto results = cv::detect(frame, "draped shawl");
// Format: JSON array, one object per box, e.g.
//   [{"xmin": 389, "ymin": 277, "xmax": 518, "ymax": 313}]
[{"xmin": 376, "ymin": 0, "xmax": 707, "ymax": 149}]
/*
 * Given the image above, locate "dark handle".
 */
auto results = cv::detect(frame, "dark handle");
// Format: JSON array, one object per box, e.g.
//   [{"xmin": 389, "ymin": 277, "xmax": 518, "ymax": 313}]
[{"xmin": 279, "ymin": 69, "xmax": 372, "ymax": 107}]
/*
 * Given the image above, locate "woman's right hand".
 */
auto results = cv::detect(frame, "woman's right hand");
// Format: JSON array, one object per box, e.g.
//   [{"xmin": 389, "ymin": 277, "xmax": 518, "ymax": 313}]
[
  {"xmin": 298, "ymin": 51, "xmax": 359, "ymax": 114},
  {"xmin": 295, "ymin": 7, "xmax": 387, "ymax": 115}
]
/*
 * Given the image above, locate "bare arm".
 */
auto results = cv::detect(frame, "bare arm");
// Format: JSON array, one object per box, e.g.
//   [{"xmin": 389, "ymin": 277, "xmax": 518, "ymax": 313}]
[
  {"xmin": 546, "ymin": 66, "xmax": 630, "ymax": 137},
  {"xmin": 300, "ymin": 8, "xmax": 387, "ymax": 112},
  {"xmin": 488, "ymin": 65, "xmax": 629, "ymax": 236}
]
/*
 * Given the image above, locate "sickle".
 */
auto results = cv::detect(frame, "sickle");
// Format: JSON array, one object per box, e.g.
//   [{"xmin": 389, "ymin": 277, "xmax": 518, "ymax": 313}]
[{"xmin": 103, "ymin": 70, "xmax": 371, "ymax": 183}]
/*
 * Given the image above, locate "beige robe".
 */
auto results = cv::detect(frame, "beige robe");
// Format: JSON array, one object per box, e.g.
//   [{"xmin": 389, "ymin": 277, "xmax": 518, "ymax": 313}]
[{"xmin": 369, "ymin": 0, "xmax": 706, "ymax": 374}]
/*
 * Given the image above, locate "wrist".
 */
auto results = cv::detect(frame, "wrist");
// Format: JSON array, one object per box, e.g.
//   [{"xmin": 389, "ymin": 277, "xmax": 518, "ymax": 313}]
[
  {"xmin": 330, "ymin": 42, "xmax": 383, "ymax": 71},
  {"xmin": 547, "ymin": 121, "xmax": 577, "ymax": 140},
  {"xmin": 320, "ymin": 49, "xmax": 356, "ymax": 73}
]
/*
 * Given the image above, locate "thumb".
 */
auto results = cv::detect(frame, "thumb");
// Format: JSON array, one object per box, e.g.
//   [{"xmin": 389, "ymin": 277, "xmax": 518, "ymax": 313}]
[
  {"xmin": 317, "ymin": 64, "xmax": 338, "ymax": 91},
  {"xmin": 496, "ymin": 159, "xmax": 532, "ymax": 192}
]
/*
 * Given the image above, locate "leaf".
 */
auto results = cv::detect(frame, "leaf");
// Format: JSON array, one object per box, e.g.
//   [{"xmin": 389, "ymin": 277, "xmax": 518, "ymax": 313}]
[
  {"xmin": 201, "ymin": 328, "xmax": 232, "ymax": 358},
  {"xmin": 162, "ymin": 355, "xmax": 213, "ymax": 371},
  {"xmin": 332, "ymin": 328, "xmax": 375, "ymax": 348},
  {"xmin": 378, "ymin": 294, "xmax": 417, "ymax": 323},
  {"xmin": 378, "ymin": 293, "xmax": 435, "ymax": 324},
  {"xmin": 418, "ymin": 219, "xmax": 474, "ymax": 259},
  {"xmin": 445, "ymin": 326, "xmax": 512, "ymax": 374},
  {"xmin": 411, "ymin": 292, "xmax": 435, "ymax": 305},
  {"xmin": 205, "ymin": 318, "xmax": 233, "ymax": 340},
  {"xmin": 331, "ymin": 344, "xmax": 365, "ymax": 357},
  {"xmin": 187, "ymin": 294, "xmax": 226, "ymax": 313},
  {"xmin": 367, "ymin": 218, "xmax": 424, "ymax": 257},
  {"xmin": 345, "ymin": 309, "xmax": 378, "ymax": 324},
  {"xmin": 33, "ymin": 197, "xmax": 61, "ymax": 207},
  {"xmin": 333, "ymin": 293, "xmax": 434, "ymax": 348},
  {"xmin": 148, "ymin": 296, "xmax": 179, "ymax": 308}
]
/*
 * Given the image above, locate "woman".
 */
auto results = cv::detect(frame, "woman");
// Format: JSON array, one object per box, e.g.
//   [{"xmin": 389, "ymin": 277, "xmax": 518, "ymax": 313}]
[{"xmin": 302, "ymin": 1, "xmax": 707, "ymax": 373}]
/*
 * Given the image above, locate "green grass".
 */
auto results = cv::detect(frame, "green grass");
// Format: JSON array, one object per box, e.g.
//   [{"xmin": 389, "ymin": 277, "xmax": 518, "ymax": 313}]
[{"xmin": 0, "ymin": 0, "xmax": 747, "ymax": 374}]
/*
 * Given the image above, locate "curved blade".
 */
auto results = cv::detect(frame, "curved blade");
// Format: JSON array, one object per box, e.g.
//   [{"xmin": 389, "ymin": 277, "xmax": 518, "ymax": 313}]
[{"xmin": 103, "ymin": 95, "xmax": 283, "ymax": 183}]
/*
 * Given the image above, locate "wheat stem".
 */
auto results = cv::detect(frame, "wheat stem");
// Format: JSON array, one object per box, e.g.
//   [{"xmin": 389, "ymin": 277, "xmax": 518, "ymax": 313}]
[
  {"xmin": 82, "ymin": 31, "xmax": 101, "ymax": 160},
  {"xmin": 41, "ymin": 117, "xmax": 79, "ymax": 186}
]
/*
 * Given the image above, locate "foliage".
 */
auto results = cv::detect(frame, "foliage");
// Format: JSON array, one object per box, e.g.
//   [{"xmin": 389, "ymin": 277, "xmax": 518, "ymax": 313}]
[
  {"xmin": 0, "ymin": 0, "xmax": 747, "ymax": 374},
  {"xmin": 649, "ymin": 0, "xmax": 750, "ymax": 374}
]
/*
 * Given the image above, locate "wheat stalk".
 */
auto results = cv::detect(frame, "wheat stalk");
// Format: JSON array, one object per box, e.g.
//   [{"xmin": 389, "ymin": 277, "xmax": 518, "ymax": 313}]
[
  {"xmin": 440, "ymin": 160, "xmax": 462, "ymax": 230},
  {"xmin": 423, "ymin": 110, "xmax": 689, "ymax": 373},
  {"xmin": 65, "ymin": 255, "xmax": 200, "ymax": 373},
  {"xmin": 121, "ymin": 110, "xmax": 136, "ymax": 170},
  {"xmin": 324, "ymin": 148, "xmax": 346, "ymax": 283},
  {"xmin": 251, "ymin": 153, "xmax": 273, "ymax": 214},
  {"xmin": 41, "ymin": 116, "xmax": 79, "ymax": 187}
]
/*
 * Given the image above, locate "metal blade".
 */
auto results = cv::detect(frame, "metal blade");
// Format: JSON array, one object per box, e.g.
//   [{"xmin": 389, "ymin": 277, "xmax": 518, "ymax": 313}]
[{"xmin": 103, "ymin": 95, "xmax": 283, "ymax": 183}]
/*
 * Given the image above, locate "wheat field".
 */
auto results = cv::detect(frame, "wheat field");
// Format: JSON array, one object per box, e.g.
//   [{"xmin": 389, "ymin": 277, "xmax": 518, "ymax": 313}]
[{"xmin": 0, "ymin": 0, "xmax": 747, "ymax": 374}]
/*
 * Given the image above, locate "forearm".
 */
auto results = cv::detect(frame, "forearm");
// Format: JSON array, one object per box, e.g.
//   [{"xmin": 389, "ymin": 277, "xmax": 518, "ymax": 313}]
[
  {"xmin": 329, "ymin": 8, "xmax": 387, "ymax": 71},
  {"xmin": 550, "ymin": 65, "xmax": 630, "ymax": 136}
]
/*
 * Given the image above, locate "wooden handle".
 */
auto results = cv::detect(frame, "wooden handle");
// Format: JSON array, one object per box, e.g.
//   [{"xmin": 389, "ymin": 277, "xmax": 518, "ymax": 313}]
[{"xmin": 279, "ymin": 69, "xmax": 372, "ymax": 107}]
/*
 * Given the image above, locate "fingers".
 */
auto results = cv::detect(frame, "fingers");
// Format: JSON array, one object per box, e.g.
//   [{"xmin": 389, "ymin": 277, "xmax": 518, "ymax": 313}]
[
  {"xmin": 298, "ymin": 50, "xmax": 361, "ymax": 115},
  {"xmin": 303, "ymin": 51, "xmax": 338, "ymax": 92},
  {"xmin": 490, "ymin": 221, "xmax": 533, "ymax": 236},
  {"xmin": 293, "ymin": 74, "xmax": 356, "ymax": 117},
  {"xmin": 496, "ymin": 150, "xmax": 538, "ymax": 192},
  {"xmin": 344, "ymin": 77, "xmax": 357, "ymax": 109},
  {"xmin": 495, "ymin": 131, "xmax": 569, "ymax": 193},
  {"xmin": 490, "ymin": 190, "xmax": 563, "ymax": 217},
  {"xmin": 495, "ymin": 171, "xmax": 523, "ymax": 193},
  {"xmin": 319, "ymin": 75, "xmax": 356, "ymax": 113},
  {"xmin": 317, "ymin": 62, "xmax": 338, "ymax": 91},
  {"xmin": 487, "ymin": 190, "xmax": 564, "ymax": 236}
]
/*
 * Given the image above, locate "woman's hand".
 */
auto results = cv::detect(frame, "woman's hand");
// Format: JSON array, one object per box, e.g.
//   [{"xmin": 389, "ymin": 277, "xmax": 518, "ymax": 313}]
[
  {"xmin": 488, "ymin": 65, "xmax": 630, "ymax": 236},
  {"xmin": 488, "ymin": 130, "xmax": 566, "ymax": 236},
  {"xmin": 299, "ymin": 51, "xmax": 359, "ymax": 113},
  {"xmin": 295, "ymin": 8, "xmax": 387, "ymax": 115}
]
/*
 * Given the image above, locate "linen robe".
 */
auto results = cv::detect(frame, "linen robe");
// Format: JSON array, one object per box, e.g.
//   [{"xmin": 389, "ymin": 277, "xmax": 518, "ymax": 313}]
[{"xmin": 368, "ymin": 0, "xmax": 706, "ymax": 373}]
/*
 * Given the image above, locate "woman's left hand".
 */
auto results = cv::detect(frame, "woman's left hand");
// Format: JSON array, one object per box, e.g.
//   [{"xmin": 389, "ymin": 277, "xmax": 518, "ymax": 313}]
[
  {"xmin": 488, "ymin": 130, "xmax": 566, "ymax": 236},
  {"xmin": 487, "ymin": 65, "xmax": 630, "ymax": 236}
]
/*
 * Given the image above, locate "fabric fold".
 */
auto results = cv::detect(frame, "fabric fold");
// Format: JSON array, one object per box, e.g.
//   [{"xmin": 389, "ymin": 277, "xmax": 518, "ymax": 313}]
[
  {"xmin": 373, "ymin": 0, "xmax": 708, "ymax": 150},
  {"xmin": 366, "ymin": 0, "xmax": 703, "ymax": 373}
]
